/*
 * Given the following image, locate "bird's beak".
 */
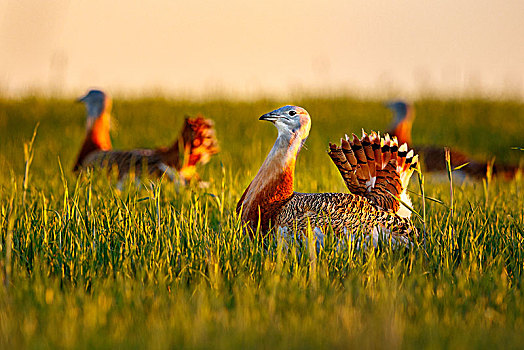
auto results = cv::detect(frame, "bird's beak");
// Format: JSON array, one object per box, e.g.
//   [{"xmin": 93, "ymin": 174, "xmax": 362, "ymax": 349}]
[
  {"xmin": 259, "ymin": 112, "xmax": 278, "ymax": 122},
  {"xmin": 76, "ymin": 95, "xmax": 87, "ymax": 103}
]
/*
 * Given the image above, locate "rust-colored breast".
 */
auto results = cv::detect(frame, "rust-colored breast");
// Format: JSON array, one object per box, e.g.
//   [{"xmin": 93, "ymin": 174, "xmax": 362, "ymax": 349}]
[
  {"xmin": 390, "ymin": 121, "xmax": 412, "ymax": 146},
  {"xmin": 73, "ymin": 113, "xmax": 112, "ymax": 172},
  {"xmin": 239, "ymin": 168, "xmax": 295, "ymax": 236}
]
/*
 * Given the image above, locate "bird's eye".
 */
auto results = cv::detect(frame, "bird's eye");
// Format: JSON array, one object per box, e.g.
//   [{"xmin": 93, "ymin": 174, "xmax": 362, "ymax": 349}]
[{"xmin": 288, "ymin": 110, "xmax": 297, "ymax": 116}]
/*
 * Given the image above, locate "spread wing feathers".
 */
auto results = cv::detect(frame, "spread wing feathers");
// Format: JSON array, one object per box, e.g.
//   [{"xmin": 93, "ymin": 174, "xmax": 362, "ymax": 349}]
[
  {"xmin": 328, "ymin": 143, "xmax": 362, "ymax": 195},
  {"xmin": 156, "ymin": 115, "xmax": 219, "ymax": 169},
  {"xmin": 329, "ymin": 130, "xmax": 419, "ymax": 213},
  {"xmin": 155, "ymin": 115, "xmax": 219, "ymax": 182},
  {"xmin": 180, "ymin": 116, "xmax": 219, "ymax": 168},
  {"xmin": 174, "ymin": 115, "xmax": 219, "ymax": 183}
]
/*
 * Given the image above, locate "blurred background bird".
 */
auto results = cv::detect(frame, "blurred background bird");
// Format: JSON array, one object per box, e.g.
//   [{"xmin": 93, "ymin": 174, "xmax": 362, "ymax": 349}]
[
  {"xmin": 74, "ymin": 89, "xmax": 219, "ymax": 186},
  {"xmin": 385, "ymin": 100, "xmax": 520, "ymax": 180}
]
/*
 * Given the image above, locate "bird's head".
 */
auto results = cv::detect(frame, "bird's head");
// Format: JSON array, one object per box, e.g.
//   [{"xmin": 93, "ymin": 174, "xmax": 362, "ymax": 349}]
[
  {"xmin": 385, "ymin": 100, "xmax": 413, "ymax": 125},
  {"xmin": 77, "ymin": 89, "xmax": 111, "ymax": 129},
  {"xmin": 259, "ymin": 105, "xmax": 311, "ymax": 141}
]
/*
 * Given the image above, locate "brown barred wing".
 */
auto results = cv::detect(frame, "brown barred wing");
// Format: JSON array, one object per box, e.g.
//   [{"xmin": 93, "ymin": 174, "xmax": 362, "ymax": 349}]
[
  {"xmin": 82, "ymin": 149, "xmax": 169, "ymax": 179},
  {"xmin": 275, "ymin": 192, "xmax": 415, "ymax": 243}
]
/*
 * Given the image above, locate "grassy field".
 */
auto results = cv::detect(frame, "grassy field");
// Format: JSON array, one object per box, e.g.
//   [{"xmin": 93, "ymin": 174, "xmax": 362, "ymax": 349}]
[{"xmin": 0, "ymin": 96, "xmax": 523, "ymax": 349}]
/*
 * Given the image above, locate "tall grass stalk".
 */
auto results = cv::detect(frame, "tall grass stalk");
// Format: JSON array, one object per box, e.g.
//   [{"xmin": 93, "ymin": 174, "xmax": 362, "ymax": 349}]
[
  {"xmin": 415, "ymin": 164, "xmax": 427, "ymax": 249},
  {"xmin": 445, "ymin": 147, "xmax": 455, "ymax": 251},
  {"xmin": 22, "ymin": 123, "xmax": 39, "ymax": 205},
  {"xmin": 4, "ymin": 179, "xmax": 17, "ymax": 290},
  {"xmin": 483, "ymin": 158, "xmax": 494, "ymax": 209}
]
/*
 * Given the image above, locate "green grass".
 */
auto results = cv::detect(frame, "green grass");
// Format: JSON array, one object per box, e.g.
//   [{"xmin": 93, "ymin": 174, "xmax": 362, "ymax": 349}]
[{"xmin": 0, "ymin": 96, "xmax": 523, "ymax": 349}]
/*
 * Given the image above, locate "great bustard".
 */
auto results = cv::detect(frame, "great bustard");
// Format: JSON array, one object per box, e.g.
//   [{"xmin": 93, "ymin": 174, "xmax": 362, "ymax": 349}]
[
  {"xmin": 237, "ymin": 105, "xmax": 419, "ymax": 247},
  {"xmin": 386, "ymin": 100, "xmax": 520, "ymax": 180},
  {"xmin": 73, "ymin": 89, "xmax": 219, "ymax": 185}
]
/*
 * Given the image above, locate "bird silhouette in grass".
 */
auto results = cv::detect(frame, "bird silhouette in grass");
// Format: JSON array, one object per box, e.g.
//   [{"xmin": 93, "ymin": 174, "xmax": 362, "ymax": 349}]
[
  {"xmin": 74, "ymin": 89, "xmax": 219, "ymax": 187},
  {"xmin": 386, "ymin": 100, "xmax": 520, "ymax": 180}
]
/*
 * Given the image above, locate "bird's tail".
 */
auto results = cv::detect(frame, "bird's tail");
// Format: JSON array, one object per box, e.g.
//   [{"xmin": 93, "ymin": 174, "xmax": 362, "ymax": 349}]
[
  {"xmin": 160, "ymin": 115, "xmax": 219, "ymax": 182},
  {"xmin": 328, "ymin": 130, "xmax": 418, "ymax": 216}
]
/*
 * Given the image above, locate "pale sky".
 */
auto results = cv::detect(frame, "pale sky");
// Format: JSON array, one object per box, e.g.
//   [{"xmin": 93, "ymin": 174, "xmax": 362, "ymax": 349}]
[{"xmin": 1, "ymin": 0, "xmax": 523, "ymax": 98}]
